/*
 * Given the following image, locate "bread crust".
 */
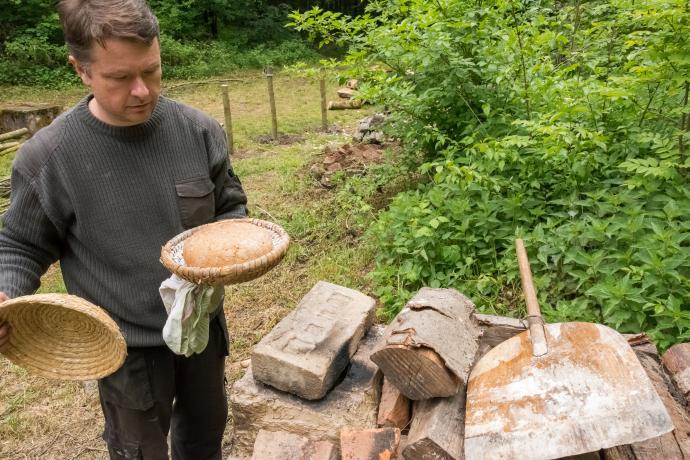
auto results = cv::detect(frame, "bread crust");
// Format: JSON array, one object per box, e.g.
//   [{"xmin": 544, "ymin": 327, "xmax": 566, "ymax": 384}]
[{"xmin": 183, "ymin": 221, "xmax": 273, "ymax": 267}]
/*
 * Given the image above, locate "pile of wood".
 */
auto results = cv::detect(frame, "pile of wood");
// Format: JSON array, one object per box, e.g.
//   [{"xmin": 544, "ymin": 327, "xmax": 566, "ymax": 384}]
[
  {"xmin": 232, "ymin": 284, "xmax": 690, "ymax": 459},
  {"xmin": 328, "ymin": 79, "xmax": 363, "ymax": 110},
  {"xmin": 0, "ymin": 128, "xmax": 25, "ymax": 215},
  {"xmin": 0, "ymin": 177, "xmax": 10, "ymax": 215},
  {"xmin": 605, "ymin": 338, "xmax": 690, "ymax": 459},
  {"xmin": 0, "ymin": 128, "xmax": 28, "ymax": 157},
  {"xmin": 372, "ymin": 289, "xmax": 690, "ymax": 459},
  {"xmin": 369, "ymin": 288, "xmax": 480, "ymax": 458},
  {"xmin": 337, "ymin": 80, "xmax": 359, "ymax": 100}
]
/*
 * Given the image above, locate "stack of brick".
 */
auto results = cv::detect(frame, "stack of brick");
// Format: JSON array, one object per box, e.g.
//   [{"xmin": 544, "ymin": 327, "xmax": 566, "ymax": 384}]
[
  {"xmin": 231, "ymin": 283, "xmax": 515, "ymax": 459},
  {"xmin": 231, "ymin": 280, "xmax": 400, "ymax": 458}
]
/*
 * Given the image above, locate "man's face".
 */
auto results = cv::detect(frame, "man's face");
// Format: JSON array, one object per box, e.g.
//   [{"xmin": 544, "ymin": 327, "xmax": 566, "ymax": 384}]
[{"xmin": 70, "ymin": 37, "xmax": 162, "ymax": 126}]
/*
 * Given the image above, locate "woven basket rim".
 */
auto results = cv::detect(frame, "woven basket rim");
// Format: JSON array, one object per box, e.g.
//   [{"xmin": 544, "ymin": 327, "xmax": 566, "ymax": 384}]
[
  {"xmin": 0, "ymin": 293, "xmax": 127, "ymax": 381},
  {"xmin": 159, "ymin": 218, "xmax": 290, "ymax": 285}
]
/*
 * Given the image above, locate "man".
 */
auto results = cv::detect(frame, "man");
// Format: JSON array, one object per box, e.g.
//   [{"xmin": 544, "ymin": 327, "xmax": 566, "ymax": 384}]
[{"xmin": 0, "ymin": 0, "xmax": 247, "ymax": 458}]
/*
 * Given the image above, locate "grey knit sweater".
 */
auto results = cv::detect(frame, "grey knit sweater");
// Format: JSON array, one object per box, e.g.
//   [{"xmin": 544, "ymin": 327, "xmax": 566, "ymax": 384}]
[{"xmin": 0, "ymin": 95, "xmax": 247, "ymax": 347}]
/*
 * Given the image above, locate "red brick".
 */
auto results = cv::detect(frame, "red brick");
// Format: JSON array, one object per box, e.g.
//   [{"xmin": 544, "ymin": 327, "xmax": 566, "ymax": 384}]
[{"xmin": 340, "ymin": 427, "xmax": 401, "ymax": 460}]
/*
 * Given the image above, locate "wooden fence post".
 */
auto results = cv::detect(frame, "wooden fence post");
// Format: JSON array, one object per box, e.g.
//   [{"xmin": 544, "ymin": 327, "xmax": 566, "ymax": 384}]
[
  {"xmin": 221, "ymin": 84, "xmax": 234, "ymax": 156},
  {"xmin": 319, "ymin": 72, "xmax": 328, "ymax": 130},
  {"xmin": 265, "ymin": 66, "xmax": 278, "ymax": 140}
]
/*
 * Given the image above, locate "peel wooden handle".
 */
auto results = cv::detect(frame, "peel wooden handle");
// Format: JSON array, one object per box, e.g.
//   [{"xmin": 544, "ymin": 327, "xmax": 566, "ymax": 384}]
[
  {"xmin": 515, "ymin": 239, "xmax": 548, "ymax": 357},
  {"xmin": 516, "ymin": 239, "xmax": 541, "ymax": 319}
]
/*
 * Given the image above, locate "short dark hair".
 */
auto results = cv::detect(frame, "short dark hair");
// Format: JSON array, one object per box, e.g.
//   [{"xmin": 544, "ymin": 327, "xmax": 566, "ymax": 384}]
[{"xmin": 58, "ymin": 0, "xmax": 160, "ymax": 65}]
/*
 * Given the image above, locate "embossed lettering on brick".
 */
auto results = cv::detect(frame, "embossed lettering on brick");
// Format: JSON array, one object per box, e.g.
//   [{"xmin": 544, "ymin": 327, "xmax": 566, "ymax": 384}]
[{"xmin": 252, "ymin": 281, "xmax": 376, "ymax": 400}]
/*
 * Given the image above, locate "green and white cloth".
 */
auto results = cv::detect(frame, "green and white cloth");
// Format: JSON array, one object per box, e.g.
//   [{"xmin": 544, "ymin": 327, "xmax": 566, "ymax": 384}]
[{"xmin": 160, "ymin": 275, "xmax": 224, "ymax": 357}]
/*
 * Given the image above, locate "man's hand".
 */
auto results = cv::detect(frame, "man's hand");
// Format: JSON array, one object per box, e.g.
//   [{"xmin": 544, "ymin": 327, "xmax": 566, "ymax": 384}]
[{"xmin": 0, "ymin": 292, "xmax": 9, "ymax": 350}]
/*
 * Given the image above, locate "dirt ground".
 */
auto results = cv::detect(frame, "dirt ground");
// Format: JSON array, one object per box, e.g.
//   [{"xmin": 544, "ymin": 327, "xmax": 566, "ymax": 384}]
[{"xmin": 0, "ymin": 74, "xmax": 382, "ymax": 458}]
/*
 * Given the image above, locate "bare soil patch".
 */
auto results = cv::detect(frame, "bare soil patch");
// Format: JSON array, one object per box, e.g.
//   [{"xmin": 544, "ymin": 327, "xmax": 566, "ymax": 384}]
[
  {"xmin": 255, "ymin": 133, "xmax": 305, "ymax": 145},
  {"xmin": 309, "ymin": 142, "xmax": 388, "ymax": 188}
]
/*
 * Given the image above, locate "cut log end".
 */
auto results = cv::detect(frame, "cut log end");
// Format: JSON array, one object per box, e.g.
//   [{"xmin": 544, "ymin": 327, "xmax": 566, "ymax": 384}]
[
  {"xmin": 662, "ymin": 342, "xmax": 690, "ymax": 375},
  {"xmin": 371, "ymin": 346, "xmax": 460, "ymax": 400}
]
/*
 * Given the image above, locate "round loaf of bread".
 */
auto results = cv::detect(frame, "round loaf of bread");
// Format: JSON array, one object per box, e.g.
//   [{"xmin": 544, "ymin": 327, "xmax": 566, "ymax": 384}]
[{"xmin": 183, "ymin": 221, "xmax": 274, "ymax": 268}]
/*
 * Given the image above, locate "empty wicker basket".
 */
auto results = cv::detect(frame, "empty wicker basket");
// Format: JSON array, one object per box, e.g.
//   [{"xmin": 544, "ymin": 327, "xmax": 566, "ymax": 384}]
[{"xmin": 0, "ymin": 293, "xmax": 127, "ymax": 380}]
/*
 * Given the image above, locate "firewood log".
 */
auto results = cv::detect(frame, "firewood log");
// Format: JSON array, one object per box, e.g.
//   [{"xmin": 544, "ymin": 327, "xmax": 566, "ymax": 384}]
[
  {"xmin": 370, "ymin": 288, "xmax": 480, "ymax": 400},
  {"xmin": 0, "ymin": 128, "xmax": 29, "ymax": 142},
  {"xmin": 0, "ymin": 143, "xmax": 22, "ymax": 156},
  {"xmin": 662, "ymin": 343, "xmax": 690, "ymax": 404},
  {"xmin": 328, "ymin": 100, "xmax": 363, "ymax": 110}
]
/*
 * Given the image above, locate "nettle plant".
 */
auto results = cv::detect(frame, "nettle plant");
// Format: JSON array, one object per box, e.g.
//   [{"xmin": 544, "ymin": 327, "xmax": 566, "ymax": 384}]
[{"xmin": 290, "ymin": 0, "xmax": 690, "ymax": 349}]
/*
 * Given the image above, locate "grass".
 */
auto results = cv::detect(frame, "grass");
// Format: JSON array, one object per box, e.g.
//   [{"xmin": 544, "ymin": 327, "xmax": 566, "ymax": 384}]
[{"xmin": 0, "ymin": 70, "xmax": 379, "ymax": 458}]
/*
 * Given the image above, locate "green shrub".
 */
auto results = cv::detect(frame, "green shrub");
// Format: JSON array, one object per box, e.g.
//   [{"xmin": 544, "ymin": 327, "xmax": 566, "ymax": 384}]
[
  {"xmin": 242, "ymin": 40, "xmax": 320, "ymax": 68},
  {"xmin": 160, "ymin": 36, "xmax": 319, "ymax": 79},
  {"xmin": 0, "ymin": 33, "xmax": 319, "ymax": 86},
  {"xmin": 0, "ymin": 35, "xmax": 77, "ymax": 87},
  {"xmin": 291, "ymin": 0, "xmax": 690, "ymax": 350},
  {"xmin": 0, "ymin": 1, "xmax": 317, "ymax": 86}
]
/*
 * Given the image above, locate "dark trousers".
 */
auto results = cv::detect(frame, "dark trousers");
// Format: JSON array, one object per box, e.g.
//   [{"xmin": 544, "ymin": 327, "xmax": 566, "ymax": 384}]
[{"xmin": 98, "ymin": 317, "xmax": 228, "ymax": 460}]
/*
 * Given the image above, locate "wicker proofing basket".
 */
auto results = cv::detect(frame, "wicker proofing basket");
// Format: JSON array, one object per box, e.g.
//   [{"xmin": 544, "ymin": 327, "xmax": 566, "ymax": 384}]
[
  {"xmin": 160, "ymin": 218, "xmax": 290, "ymax": 285},
  {"xmin": 0, "ymin": 293, "xmax": 127, "ymax": 380}
]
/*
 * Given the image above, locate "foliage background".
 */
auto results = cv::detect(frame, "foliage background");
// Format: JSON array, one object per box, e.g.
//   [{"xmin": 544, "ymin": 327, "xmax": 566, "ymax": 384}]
[
  {"xmin": 0, "ymin": 0, "xmax": 366, "ymax": 86},
  {"xmin": 291, "ymin": 0, "xmax": 690, "ymax": 350}
]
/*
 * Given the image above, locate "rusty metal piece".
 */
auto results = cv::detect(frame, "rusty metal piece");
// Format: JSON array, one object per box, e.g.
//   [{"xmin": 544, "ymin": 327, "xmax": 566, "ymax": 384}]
[
  {"xmin": 465, "ymin": 322, "xmax": 673, "ymax": 459},
  {"xmin": 464, "ymin": 240, "xmax": 673, "ymax": 459}
]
